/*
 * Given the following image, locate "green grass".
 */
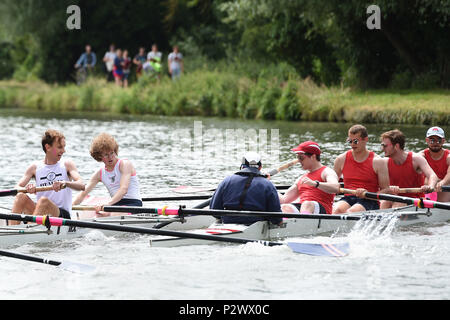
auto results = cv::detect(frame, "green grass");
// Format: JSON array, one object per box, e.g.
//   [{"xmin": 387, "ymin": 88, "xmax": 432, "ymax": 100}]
[{"xmin": 0, "ymin": 72, "xmax": 449, "ymax": 125}]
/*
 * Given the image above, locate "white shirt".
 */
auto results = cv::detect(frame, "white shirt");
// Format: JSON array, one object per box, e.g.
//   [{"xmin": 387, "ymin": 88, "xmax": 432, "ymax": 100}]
[
  {"xmin": 35, "ymin": 159, "xmax": 73, "ymax": 213},
  {"xmin": 100, "ymin": 159, "xmax": 141, "ymax": 200},
  {"xmin": 147, "ymin": 51, "xmax": 162, "ymax": 61},
  {"xmin": 168, "ymin": 52, "xmax": 183, "ymax": 70},
  {"xmin": 104, "ymin": 51, "xmax": 116, "ymax": 72}
]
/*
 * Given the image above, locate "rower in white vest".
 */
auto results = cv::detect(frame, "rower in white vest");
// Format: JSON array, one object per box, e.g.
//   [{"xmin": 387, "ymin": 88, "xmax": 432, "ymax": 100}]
[
  {"xmin": 10, "ymin": 129, "xmax": 85, "ymax": 225},
  {"xmin": 73, "ymin": 133, "xmax": 142, "ymax": 215}
]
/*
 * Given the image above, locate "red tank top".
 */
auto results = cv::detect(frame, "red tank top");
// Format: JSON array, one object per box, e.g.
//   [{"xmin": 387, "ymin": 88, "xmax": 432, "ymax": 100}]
[
  {"xmin": 342, "ymin": 151, "xmax": 379, "ymax": 193},
  {"xmin": 388, "ymin": 152, "xmax": 424, "ymax": 198},
  {"xmin": 424, "ymin": 149, "xmax": 449, "ymax": 180},
  {"xmin": 297, "ymin": 166, "xmax": 335, "ymax": 214}
]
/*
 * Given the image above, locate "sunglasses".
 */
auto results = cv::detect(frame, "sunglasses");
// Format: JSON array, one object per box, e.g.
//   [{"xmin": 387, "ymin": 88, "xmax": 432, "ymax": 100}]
[
  {"xmin": 346, "ymin": 138, "xmax": 360, "ymax": 145},
  {"xmin": 429, "ymin": 138, "xmax": 443, "ymax": 145},
  {"xmin": 297, "ymin": 153, "xmax": 312, "ymax": 161}
]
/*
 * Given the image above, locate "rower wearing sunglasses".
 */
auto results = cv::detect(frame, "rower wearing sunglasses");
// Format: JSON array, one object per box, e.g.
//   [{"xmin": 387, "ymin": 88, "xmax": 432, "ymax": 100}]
[
  {"xmin": 379, "ymin": 129, "xmax": 437, "ymax": 209},
  {"xmin": 333, "ymin": 124, "xmax": 390, "ymax": 213},
  {"xmin": 420, "ymin": 126, "xmax": 450, "ymax": 202},
  {"xmin": 279, "ymin": 141, "xmax": 340, "ymax": 215}
]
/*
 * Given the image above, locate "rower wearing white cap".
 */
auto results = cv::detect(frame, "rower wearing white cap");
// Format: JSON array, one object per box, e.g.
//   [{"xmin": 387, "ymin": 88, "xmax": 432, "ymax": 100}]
[
  {"xmin": 420, "ymin": 126, "xmax": 450, "ymax": 202},
  {"xmin": 279, "ymin": 141, "xmax": 340, "ymax": 214},
  {"xmin": 210, "ymin": 152, "xmax": 282, "ymax": 225}
]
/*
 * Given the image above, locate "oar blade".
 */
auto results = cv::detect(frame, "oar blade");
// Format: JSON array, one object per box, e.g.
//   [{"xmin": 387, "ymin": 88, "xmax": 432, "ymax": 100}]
[
  {"xmin": 287, "ymin": 242, "xmax": 350, "ymax": 257},
  {"xmin": 58, "ymin": 261, "xmax": 97, "ymax": 274}
]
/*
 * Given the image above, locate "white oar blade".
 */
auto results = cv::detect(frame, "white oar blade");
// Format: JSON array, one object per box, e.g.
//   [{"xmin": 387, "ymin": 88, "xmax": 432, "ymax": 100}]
[
  {"xmin": 287, "ymin": 242, "xmax": 350, "ymax": 257},
  {"xmin": 58, "ymin": 261, "xmax": 97, "ymax": 274}
]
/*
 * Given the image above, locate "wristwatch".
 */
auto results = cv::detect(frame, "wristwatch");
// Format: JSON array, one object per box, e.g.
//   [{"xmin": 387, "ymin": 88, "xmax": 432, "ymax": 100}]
[{"xmin": 315, "ymin": 180, "xmax": 320, "ymax": 188}]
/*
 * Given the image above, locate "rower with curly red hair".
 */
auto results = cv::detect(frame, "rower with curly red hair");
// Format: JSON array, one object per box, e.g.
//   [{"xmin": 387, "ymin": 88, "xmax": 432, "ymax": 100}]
[{"xmin": 73, "ymin": 133, "xmax": 142, "ymax": 215}]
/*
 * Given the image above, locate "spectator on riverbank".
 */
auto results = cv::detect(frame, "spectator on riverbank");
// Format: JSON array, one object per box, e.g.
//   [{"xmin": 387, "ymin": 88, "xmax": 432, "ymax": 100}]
[
  {"xmin": 113, "ymin": 49, "xmax": 124, "ymax": 87},
  {"xmin": 74, "ymin": 44, "xmax": 96, "ymax": 71},
  {"xmin": 143, "ymin": 44, "xmax": 162, "ymax": 80},
  {"xmin": 74, "ymin": 45, "xmax": 96, "ymax": 85},
  {"xmin": 168, "ymin": 45, "xmax": 183, "ymax": 81},
  {"xmin": 103, "ymin": 44, "xmax": 116, "ymax": 82},
  {"xmin": 133, "ymin": 47, "xmax": 146, "ymax": 79},
  {"xmin": 122, "ymin": 50, "xmax": 132, "ymax": 88}
]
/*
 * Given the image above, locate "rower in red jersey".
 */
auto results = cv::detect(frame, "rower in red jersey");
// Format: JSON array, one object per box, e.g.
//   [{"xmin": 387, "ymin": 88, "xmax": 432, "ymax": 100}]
[
  {"xmin": 420, "ymin": 126, "xmax": 450, "ymax": 202},
  {"xmin": 380, "ymin": 129, "xmax": 437, "ymax": 209},
  {"xmin": 279, "ymin": 141, "xmax": 339, "ymax": 215},
  {"xmin": 333, "ymin": 124, "xmax": 389, "ymax": 213}
]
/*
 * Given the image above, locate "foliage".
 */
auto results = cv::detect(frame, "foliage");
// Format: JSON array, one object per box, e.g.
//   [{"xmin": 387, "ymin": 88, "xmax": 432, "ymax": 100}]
[{"xmin": 0, "ymin": 0, "xmax": 448, "ymax": 88}]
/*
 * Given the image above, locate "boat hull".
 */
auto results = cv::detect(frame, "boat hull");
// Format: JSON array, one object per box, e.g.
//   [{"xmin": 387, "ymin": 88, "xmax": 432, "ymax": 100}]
[{"xmin": 149, "ymin": 206, "xmax": 450, "ymax": 247}]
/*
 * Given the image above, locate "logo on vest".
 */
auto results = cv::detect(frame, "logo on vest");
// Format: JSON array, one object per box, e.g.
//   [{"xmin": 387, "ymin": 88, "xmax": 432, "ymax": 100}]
[
  {"xmin": 110, "ymin": 175, "xmax": 116, "ymax": 183},
  {"xmin": 40, "ymin": 172, "xmax": 63, "ymax": 182}
]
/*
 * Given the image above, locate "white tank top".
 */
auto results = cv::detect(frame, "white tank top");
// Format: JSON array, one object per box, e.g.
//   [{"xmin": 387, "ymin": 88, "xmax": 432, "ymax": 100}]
[
  {"xmin": 100, "ymin": 159, "xmax": 141, "ymax": 200},
  {"xmin": 35, "ymin": 159, "xmax": 73, "ymax": 213}
]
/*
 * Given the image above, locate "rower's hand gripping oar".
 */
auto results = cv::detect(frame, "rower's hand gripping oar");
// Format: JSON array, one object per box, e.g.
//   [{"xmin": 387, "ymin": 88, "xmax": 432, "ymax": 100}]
[
  {"xmin": 0, "ymin": 185, "xmax": 67, "ymax": 197},
  {"xmin": 0, "ymin": 212, "xmax": 349, "ymax": 257},
  {"xmin": 340, "ymin": 188, "xmax": 450, "ymax": 210}
]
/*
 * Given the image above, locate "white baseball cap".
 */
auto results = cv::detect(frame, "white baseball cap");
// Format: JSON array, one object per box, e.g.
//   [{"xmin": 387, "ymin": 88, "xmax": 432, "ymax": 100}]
[
  {"xmin": 242, "ymin": 152, "xmax": 262, "ymax": 167},
  {"xmin": 426, "ymin": 127, "xmax": 445, "ymax": 138}
]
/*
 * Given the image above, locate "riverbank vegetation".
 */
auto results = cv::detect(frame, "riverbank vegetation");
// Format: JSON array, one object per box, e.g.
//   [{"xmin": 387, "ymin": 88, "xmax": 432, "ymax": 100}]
[
  {"xmin": 0, "ymin": 1, "xmax": 448, "ymax": 124},
  {"xmin": 1, "ymin": 65, "xmax": 448, "ymax": 125}
]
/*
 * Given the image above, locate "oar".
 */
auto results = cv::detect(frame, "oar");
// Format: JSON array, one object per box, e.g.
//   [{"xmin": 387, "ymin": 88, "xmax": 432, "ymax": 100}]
[
  {"xmin": 71, "ymin": 205, "xmax": 370, "ymax": 221},
  {"xmin": 172, "ymin": 159, "xmax": 299, "ymax": 194},
  {"xmin": 0, "ymin": 249, "xmax": 96, "ymax": 273},
  {"xmin": 340, "ymin": 188, "xmax": 450, "ymax": 210},
  {"xmin": 0, "ymin": 185, "xmax": 66, "ymax": 197},
  {"xmin": 172, "ymin": 184, "xmax": 291, "ymax": 194},
  {"xmin": 142, "ymin": 195, "xmax": 212, "ymax": 202},
  {"xmin": 0, "ymin": 212, "xmax": 349, "ymax": 257},
  {"xmin": 341, "ymin": 187, "xmax": 426, "ymax": 196},
  {"xmin": 152, "ymin": 198, "xmax": 212, "ymax": 230}
]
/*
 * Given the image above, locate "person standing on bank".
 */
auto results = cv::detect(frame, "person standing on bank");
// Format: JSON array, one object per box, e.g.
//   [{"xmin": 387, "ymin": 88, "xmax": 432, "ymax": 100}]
[
  {"xmin": 168, "ymin": 45, "xmax": 183, "ymax": 81},
  {"xmin": 10, "ymin": 130, "xmax": 85, "ymax": 225},
  {"xmin": 73, "ymin": 133, "xmax": 142, "ymax": 215},
  {"xmin": 279, "ymin": 141, "xmax": 339, "ymax": 214},
  {"xmin": 210, "ymin": 152, "xmax": 282, "ymax": 225}
]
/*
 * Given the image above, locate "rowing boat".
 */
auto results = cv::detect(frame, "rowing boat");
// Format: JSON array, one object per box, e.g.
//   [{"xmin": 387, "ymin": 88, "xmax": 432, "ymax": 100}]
[
  {"xmin": 0, "ymin": 196, "xmax": 214, "ymax": 248},
  {"xmin": 149, "ymin": 205, "xmax": 450, "ymax": 247}
]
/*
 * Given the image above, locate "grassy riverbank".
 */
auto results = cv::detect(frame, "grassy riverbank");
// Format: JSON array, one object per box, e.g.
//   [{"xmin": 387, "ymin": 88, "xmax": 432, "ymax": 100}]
[{"xmin": 0, "ymin": 71, "xmax": 448, "ymax": 125}]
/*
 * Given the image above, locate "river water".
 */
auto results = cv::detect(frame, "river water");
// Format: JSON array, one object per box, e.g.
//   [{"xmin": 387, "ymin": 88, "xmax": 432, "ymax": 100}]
[{"xmin": 0, "ymin": 109, "xmax": 449, "ymax": 301}]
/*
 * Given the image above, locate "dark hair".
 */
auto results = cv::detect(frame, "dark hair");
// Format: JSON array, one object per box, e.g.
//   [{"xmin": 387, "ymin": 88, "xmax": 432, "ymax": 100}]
[
  {"xmin": 349, "ymin": 124, "xmax": 368, "ymax": 138},
  {"xmin": 41, "ymin": 129, "xmax": 65, "ymax": 153},
  {"xmin": 381, "ymin": 129, "xmax": 405, "ymax": 150}
]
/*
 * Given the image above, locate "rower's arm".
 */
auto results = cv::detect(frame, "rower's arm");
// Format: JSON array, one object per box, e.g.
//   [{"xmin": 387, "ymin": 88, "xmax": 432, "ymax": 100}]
[
  {"xmin": 440, "ymin": 155, "xmax": 450, "ymax": 186},
  {"xmin": 279, "ymin": 179, "xmax": 300, "ymax": 204},
  {"xmin": 333, "ymin": 154, "xmax": 345, "ymax": 180},
  {"xmin": 15, "ymin": 164, "xmax": 36, "ymax": 188},
  {"xmin": 415, "ymin": 155, "xmax": 438, "ymax": 189},
  {"xmin": 319, "ymin": 168, "xmax": 340, "ymax": 194},
  {"xmin": 65, "ymin": 160, "xmax": 85, "ymax": 191},
  {"xmin": 72, "ymin": 170, "xmax": 100, "ymax": 205},
  {"xmin": 106, "ymin": 160, "xmax": 133, "ymax": 206},
  {"xmin": 373, "ymin": 157, "xmax": 391, "ymax": 193}
]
